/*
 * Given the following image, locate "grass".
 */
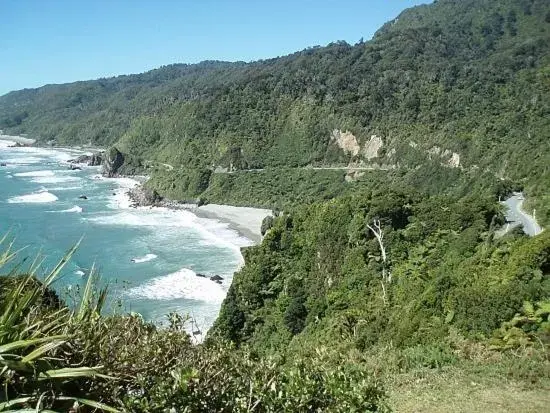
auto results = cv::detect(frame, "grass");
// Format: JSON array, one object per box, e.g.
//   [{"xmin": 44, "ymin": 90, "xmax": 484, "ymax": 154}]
[
  {"xmin": 389, "ymin": 361, "xmax": 550, "ymax": 413},
  {"xmin": 383, "ymin": 339, "xmax": 550, "ymax": 412}
]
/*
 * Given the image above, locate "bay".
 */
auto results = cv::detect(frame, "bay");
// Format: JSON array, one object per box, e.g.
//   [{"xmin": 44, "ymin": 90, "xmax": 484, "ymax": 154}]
[{"xmin": 0, "ymin": 139, "xmax": 252, "ymax": 336}]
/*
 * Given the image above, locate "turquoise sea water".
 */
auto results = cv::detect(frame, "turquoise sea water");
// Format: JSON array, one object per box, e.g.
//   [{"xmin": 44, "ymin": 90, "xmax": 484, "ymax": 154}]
[{"xmin": 0, "ymin": 140, "xmax": 251, "ymax": 334}]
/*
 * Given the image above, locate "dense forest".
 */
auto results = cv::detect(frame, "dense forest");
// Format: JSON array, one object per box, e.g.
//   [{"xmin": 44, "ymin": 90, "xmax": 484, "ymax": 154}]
[
  {"xmin": 1, "ymin": 0, "xmax": 549, "ymax": 221},
  {"xmin": 1, "ymin": 0, "xmax": 550, "ymax": 411}
]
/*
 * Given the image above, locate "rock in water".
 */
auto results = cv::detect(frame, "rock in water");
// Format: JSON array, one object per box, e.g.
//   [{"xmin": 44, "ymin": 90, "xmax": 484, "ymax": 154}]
[
  {"xmin": 88, "ymin": 152, "xmax": 103, "ymax": 166},
  {"xmin": 69, "ymin": 154, "xmax": 91, "ymax": 164},
  {"xmin": 102, "ymin": 147, "xmax": 125, "ymax": 177},
  {"xmin": 210, "ymin": 275, "xmax": 224, "ymax": 282}
]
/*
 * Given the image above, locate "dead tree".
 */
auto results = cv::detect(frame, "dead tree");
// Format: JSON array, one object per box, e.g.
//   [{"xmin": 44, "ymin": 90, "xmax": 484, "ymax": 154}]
[{"xmin": 367, "ymin": 219, "xmax": 391, "ymax": 304}]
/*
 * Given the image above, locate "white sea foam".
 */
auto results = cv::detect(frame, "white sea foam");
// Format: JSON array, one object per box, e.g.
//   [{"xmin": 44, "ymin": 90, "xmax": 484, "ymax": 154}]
[
  {"xmin": 8, "ymin": 191, "xmax": 58, "ymax": 203},
  {"xmin": 87, "ymin": 174, "xmax": 252, "ymax": 251},
  {"xmin": 2, "ymin": 156, "xmax": 43, "ymax": 165},
  {"xmin": 62, "ymin": 206, "xmax": 83, "ymax": 213},
  {"xmin": 126, "ymin": 268, "xmax": 226, "ymax": 303},
  {"xmin": 0, "ymin": 140, "xmax": 15, "ymax": 148},
  {"xmin": 32, "ymin": 176, "xmax": 82, "ymax": 184},
  {"xmin": 47, "ymin": 186, "xmax": 81, "ymax": 191},
  {"xmin": 75, "ymin": 270, "xmax": 85, "ymax": 276},
  {"xmin": 131, "ymin": 253, "xmax": 158, "ymax": 263},
  {"xmin": 87, "ymin": 206, "xmax": 251, "ymax": 254},
  {"xmin": 14, "ymin": 170, "xmax": 55, "ymax": 177}
]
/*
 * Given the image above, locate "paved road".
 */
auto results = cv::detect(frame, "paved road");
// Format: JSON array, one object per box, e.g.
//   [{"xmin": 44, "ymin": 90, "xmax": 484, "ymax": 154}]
[
  {"xmin": 501, "ymin": 192, "xmax": 543, "ymax": 237},
  {"xmin": 213, "ymin": 166, "xmax": 392, "ymax": 174}
]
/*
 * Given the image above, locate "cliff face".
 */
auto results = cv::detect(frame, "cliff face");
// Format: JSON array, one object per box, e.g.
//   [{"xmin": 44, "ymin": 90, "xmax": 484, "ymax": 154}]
[{"xmin": 102, "ymin": 147, "xmax": 125, "ymax": 177}]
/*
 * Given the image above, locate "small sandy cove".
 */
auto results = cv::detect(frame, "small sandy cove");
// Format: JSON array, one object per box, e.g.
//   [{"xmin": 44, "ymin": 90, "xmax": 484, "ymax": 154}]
[{"xmin": 196, "ymin": 204, "xmax": 272, "ymax": 244}]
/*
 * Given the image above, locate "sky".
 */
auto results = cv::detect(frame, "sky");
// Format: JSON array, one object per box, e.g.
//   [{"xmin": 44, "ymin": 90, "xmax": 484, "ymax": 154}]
[{"xmin": 0, "ymin": 0, "xmax": 432, "ymax": 96}]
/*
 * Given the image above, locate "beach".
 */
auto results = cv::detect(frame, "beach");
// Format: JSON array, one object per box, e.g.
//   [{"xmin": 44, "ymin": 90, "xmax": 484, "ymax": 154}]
[
  {"xmin": 0, "ymin": 141, "xmax": 271, "ymax": 335},
  {"xmin": 195, "ymin": 204, "xmax": 272, "ymax": 244}
]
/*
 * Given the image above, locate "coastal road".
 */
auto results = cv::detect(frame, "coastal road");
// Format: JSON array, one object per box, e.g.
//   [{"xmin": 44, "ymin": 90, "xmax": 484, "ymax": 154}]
[
  {"xmin": 212, "ymin": 165, "xmax": 393, "ymax": 174},
  {"xmin": 501, "ymin": 192, "xmax": 543, "ymax": 237}
]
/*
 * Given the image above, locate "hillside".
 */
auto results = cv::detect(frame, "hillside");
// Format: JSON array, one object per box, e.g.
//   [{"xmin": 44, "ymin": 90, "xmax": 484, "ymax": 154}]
[
  {"xmin": 1, "ymin": 0, "xmax": 550, "ymax": 411},
  {"xmin": 1, "ymin": 0, "xmax": 550, "ymax": 221}
]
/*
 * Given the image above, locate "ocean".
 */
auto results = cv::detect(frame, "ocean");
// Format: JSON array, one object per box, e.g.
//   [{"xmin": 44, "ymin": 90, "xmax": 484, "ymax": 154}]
[{"xmin": 0, "ymin": 139, "xmax": 252, "ymax": 336}]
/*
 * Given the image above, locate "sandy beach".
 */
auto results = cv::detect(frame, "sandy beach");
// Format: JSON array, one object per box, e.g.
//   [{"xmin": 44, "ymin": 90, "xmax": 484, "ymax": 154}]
[
  {"xmin": 195, "ymin": 204, "xmax": 272, "ymax": 245},
  {"xmin": 0, "ymin": 136, "xmax": 271, "ymax": 245},
  {"xmin": 125, "ymin": 182, "xmax": 272, "ymax": 245}
]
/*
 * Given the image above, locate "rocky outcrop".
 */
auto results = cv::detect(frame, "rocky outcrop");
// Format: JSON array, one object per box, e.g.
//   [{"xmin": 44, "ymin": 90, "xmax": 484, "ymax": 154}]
[
  {"xmin": 261, "ymin": 215, "xmax": 274, "ymax": 236},
  {"xmin": 331, "ymin": 129, "xmax": 360, "ymax": 156},
  {"xmin": 428, "ymin": 146, "xmax": 461, "ymax": 169},
  {"xmin": 363, "ymin": 135, "xmax": 383, "ymax": 160},
  {"xmin": 70, "ymin": 154, "xmax": 91, "ymax": 164},
  {"xmin": 128, "ymin": 186, "xmax": 163, "ymax": 207},
  {"xmin": 68, "ymin": 152, "xmax": 103, "ymax": 166},
  {"xmin": 196, "ymin": 273, "xmax": 224, "ymax": 284},
  {"xmin": 331, "ymin": 130, "xmax": 384, "ymax": 160},
  {"xmin": 89, "ymin": 153, "xmax": 103, "ymax": 166},
  {"xmin": 102, "ymin": 147, "xmax": 125, "ymax": 177}
]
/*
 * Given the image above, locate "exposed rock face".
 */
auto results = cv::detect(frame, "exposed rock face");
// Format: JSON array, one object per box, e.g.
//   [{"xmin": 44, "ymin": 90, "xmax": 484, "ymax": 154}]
[
  {"xmin": 210, "ymin": 275, "xmax": 224, "ymax": 283},
  {"xmin": 261, "ymin": 215, "xmax": 274, "ymax": 236},
  {"xmin": 102, "ymin": 147, "xmax": 125, "ymax": 177},
  {"xmin": 428, "ymin": 146, "xmax": 461, "ymax": 168},
  {"xmin": 89, "ymin": 153, "xmax": 103, "ymax": 166},
  {"xmin": 71, "ymin": 154, "xmax": 91, "ymax": 164},
  {"xmin": 127, "ymin": 185, "xmax": 162, "ymax": 207},
  {"xmin": 448, "ymin": 152, "xmax": 461, "ymax": 168},
  {"xmin": 69, "ymin": 152, "xmax": 103, "ymax": 166},
  {"xmin": 331, "ymin": 129, "xmax": 360, "ymax": 156},
  {"xmin": 331, "ymin": 130, "xmax": 384, "ymax": 161},
  {"xmin": 363, "ymin": 135, "xmax": 383, "ymax": 160}
]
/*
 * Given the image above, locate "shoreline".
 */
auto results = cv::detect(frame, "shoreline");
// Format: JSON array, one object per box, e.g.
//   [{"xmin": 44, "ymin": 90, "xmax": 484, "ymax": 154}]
[
  {"xmin": 0, "ymin": 134, "xmax": 36, "ymax": 145},
  {"xmin": 125, "ymin": 183, "xmax": 271, "ymax": 245},
  {"xmin": 1, "ymin": 138, "xmax": 271, "ymax": 245},
  {"xmin": 195, "ymin": 204, "xmax": 271, "ymax": 245}
]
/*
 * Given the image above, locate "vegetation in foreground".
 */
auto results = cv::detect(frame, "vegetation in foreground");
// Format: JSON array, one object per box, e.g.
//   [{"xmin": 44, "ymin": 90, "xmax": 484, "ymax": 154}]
[
  {"xmin": 0, "ymin": 240, "xmax": 388, "ymax": 412},
  {"xmin": 1, "ymin": 179, "xmax": 549, "ymax": 412},
  {"xmin": 0, "ymin": 0, "xmax": 549, "ymax": 411}
]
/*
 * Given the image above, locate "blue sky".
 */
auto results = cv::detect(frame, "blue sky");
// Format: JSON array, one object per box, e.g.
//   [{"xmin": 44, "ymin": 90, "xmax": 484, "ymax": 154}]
[{"xmin": 0, "ymin": 0, "xmax": 431, "ymax": 96}]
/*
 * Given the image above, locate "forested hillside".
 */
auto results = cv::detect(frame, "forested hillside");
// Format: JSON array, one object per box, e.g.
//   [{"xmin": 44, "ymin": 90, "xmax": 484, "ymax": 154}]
[
  {"xmin": 2, "ymin": 0, "xmax": 550, "ymax": 411},
  {"xmin": 1, "ymin": 0, "xmax": 549, "ymax": 220}
]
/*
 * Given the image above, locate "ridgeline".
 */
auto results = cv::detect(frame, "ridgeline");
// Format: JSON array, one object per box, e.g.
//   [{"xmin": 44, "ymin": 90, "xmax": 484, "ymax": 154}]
[{"xmin": 1, "ymin": 0, "xmax": 550, "ymax": 411}]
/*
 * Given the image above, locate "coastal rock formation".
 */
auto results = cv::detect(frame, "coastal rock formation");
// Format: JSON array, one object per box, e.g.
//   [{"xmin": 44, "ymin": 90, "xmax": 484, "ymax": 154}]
[
  {"xmin": 70, "ymin": 154, "xmax": 90, "ymax": 164},
  {"xmin": 89, "ymin": 153, "xmax": 103, "ymax": 166},
  {"xmin": 261, "ymin": 215, "xmax": 274, "ymax": 236},
  {"xmin": 68, "ymin": 152, "xmax": 103, "ymax": 166},
  {"xmin": 127, "ymin": 185, "xmax": 162, "ymax": 207},
  {"xmin": 196, "ymin": 273, "xmax": 224, "ymax": 284},
  {"xmin": 102, "ymin": 147, "xmax": 125, "ymax": 177}
]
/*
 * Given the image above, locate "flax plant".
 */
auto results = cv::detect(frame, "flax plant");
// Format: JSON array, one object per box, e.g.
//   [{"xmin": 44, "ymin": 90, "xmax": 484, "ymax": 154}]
[{"xmin": 0, "ymin": 236, "xmax": 118, "ymax": 412}]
